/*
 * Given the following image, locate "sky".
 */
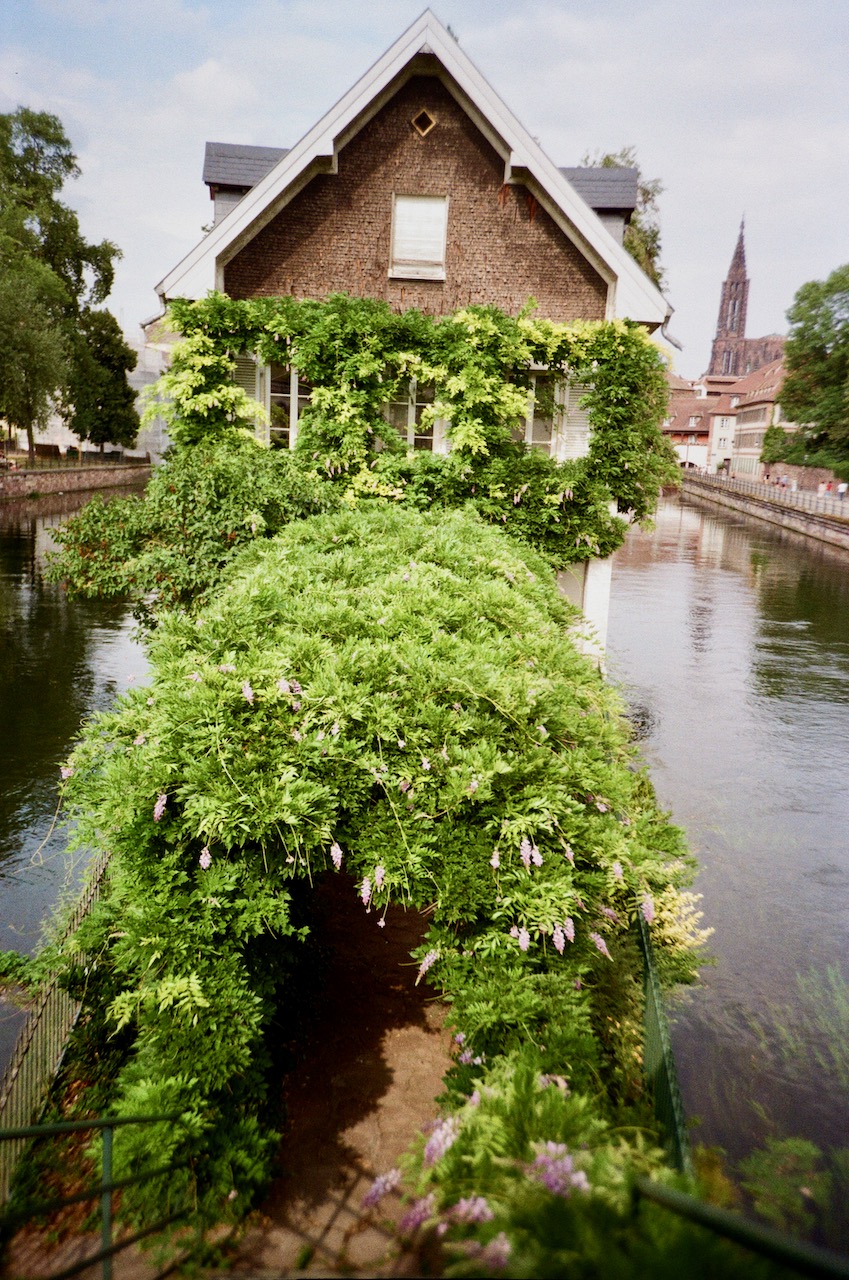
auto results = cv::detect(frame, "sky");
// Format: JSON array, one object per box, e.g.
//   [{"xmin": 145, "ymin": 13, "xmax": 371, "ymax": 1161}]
[{"xmin": 3, "ymin": 0, "xmax": 848, "ymax": 378}]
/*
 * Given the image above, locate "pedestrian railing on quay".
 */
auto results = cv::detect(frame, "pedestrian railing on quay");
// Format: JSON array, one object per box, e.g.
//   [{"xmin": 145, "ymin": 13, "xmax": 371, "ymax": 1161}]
[
  {"xmin": 636, "ymin": 911, "xmax": 693, "ymax": 1178},
  {"xmin": 632, "ymin": 1177, "xmax": 849, "ymax": 1279},
  {"xmin": 684, "ymin": 473, "xmax": 849, "ymax": 521},
  {"xmin": 0, "ymin": 853, "xmax": 111, "ymax": 1205},
  {"xmin": 0, "ymin": 1113, "xmax": 201, "ymax": 1280}
]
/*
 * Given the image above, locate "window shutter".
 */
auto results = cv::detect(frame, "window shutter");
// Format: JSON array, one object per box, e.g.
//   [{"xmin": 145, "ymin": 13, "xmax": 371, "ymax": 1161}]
[
  {"xmin": 560, "ymin": 383, "xmax": 592, "ymax": 460},
  {"xmin": 391, "ymin": 196, "xmax": 448, "ymax": 279},
  {"xmin": 232, "ymin": 355, "xmax": 258, "ymax": 398}
]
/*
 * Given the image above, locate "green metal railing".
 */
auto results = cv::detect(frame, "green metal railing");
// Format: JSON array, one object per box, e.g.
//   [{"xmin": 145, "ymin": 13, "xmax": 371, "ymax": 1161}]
[
  {"xmin": 0, "ymin": 854, "xmax": 110, "ymax": 1203},
  {"xmin": 636, "ymin": 910, "xmax": 692, "ymax": 1176},
  {"xmin": 0, "ymin": 1113, "xmax": 199, "ymax": 1280},
  {"xmin": 633, "ymin": 1177, "xmax": 849, "ymax": 1279}
]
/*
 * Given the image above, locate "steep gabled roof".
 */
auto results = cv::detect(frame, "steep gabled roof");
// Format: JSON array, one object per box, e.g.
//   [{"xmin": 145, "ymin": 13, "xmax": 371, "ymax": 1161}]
[
  {"xmin": 203, "ymin": 142, "xmax": 288, "ymax": 189},
  {"xmin": 157, "ymin": 10, "xmax": 669, "ymax": 328},
  {"xmin": 559, "ymin": 167, "xmax": 638, "ymax": 214}
]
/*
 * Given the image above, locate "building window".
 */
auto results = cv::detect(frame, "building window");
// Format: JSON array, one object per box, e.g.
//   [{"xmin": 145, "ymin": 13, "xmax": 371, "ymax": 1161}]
[
  {"xmin": 513, "ymin": 375, "xmax": 592, "ymax": 460},
  {"xmin": 390, "ymin": 195, "xmax": 448, "ymax": 280},
  {"xmin": 383, "ymin": 379, "xmax": 444, "ymax": 451},
  {"xmin": 268, "ymin": 364, "xmax": 312, "ymax": 449},
  {"xmin": 230, "ymin": 356, "xmax": 311, "ymax": 449}
]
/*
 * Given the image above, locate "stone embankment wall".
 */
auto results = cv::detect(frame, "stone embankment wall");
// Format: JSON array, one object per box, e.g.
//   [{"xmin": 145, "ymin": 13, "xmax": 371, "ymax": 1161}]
[
  {"xmin": 682, "ymin": 476, "xmax": 849, "ymax": 553},
  {"xmin": 0, "ymin": 465, "xmax": 151, "ymax": 500}
]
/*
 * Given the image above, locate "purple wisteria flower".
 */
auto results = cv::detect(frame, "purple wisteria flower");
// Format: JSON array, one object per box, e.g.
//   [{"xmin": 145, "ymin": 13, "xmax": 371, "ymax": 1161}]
[
  {"xmin": 374, "ymin": 865, "xmax": 385, "ymax": 890},
  {"xmin": 449, "ymin": 1196, "xmax": 494, "ymax": 1225},
  {"xmin": 642, "ymin": 895, "xmax": 655, "ymax": 924},
  {"xmin": 133, "ymin": 733, "xmax": 146, "ymax": 746},
  {"xmin": 458, "ymin": 1049, "xmax": 473, "ymax": 1065},
  {"xmin": 331, "ymin": 722, "xmax": 340, "ymax": 736},
  {"xmin": 153, "ymin": 793, "xmax": 167, "ymax": 822},
  {"xmin": 468, "ymin": 778, "xmax": 479, "ymax": 793},
  {"xmin": 398, "ymin": 1193, "xmax": 435, "ymax": 1235},
  {"xmin": 219, "ymin": 663, "xmax": 236, "ymax": 674},
  {"xmin": 397, "ymin": 737, "xmax": 405, "ymax": 749},
  {"xmin": 468, "ymin": 1090, "xmax": 481, "ymax": 1107},
  {"xmin": 188, "ymin": 671, "xmax": 202, "ymax": 683},
  {"xmin": 613, "ymin": 860, "xmax": 624, "ymax": 882},
  {"xmin": 60, "ymin": 765, "xmax": 74, "ymax": 780},
  {"xmin": 399, "ymin": 779, "xmax": 410, "ymax": 792},
  {"xmin": 277, "ymin": 677, "xmax": 290, "ymax": 694},
  {"xmin": 416, "ymin": 949, "xmax": 439, "ymax": 984},
  {"xmin": 330, "ymin": 842, "xmax": 343, "ymax": 871},
  {"xmin": 589, "ymin": 931, "xmax": 612, "ymax": 960},
  {"xmin": 454, "ymin": 1032, "xmax": 465, "ymax": 1045},
  {"xmin": 360, "ymin": 877, "xmax": 372, "ymax": 907},
  {"xmin": 199, "ymin": 848, "xmax": 212, "ymax": 870},
  {"xmin": 564, "ymin": 917, "xmax": 575, "ymax": 943},
  {"xmin": 527, "ymin": 1142, "xmax": 590, "ymax": 1197},
  {"xmin": 241, "ymin": 681, "xmax": 254, "ymax": 704},
  {"xmin": 480, "ymin": 1233, "xmax": 511, "ymax": 1270},
  {"xmin": 292, "ymin": 728, "xmax": 302, "ymax": 742},
  {"xmin": 421, "ymin": 756, "xmax": 431, "ymax": 771},
  {"xmin": 490, "ymin": 850, "xmax": 500, "ymax": 869},
  {"xmin": 564, "ymin": 844, "xmax": 575, "ymax": 865},
  {"xmin": 518, "ymin": 927, "xmax": 531, "ymax": 952},
  {"xmin": 424, "ymin": 1116, "xmax": 459, "ymax": 1167},
  {"xmin": 531, "ymin": 846, "xmax": 543, "ymax": 867},
  {"xmin": 520, "ymin": 837, "xmax": 532, "ymax": 869},
  {"xmin": 362, "ymin": 1167, "xmax": 401, "ymax": 1209},
  {"xmin": 600, "ymin": 905, "xmax": 620, "ymax": 924},
  {"xmin": 553, "ymin": 924, "xmax": 565, "ymax": 954}
]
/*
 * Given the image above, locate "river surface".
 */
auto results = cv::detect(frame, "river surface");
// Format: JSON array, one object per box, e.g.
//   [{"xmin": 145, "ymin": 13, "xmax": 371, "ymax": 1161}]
[
  {"xmin": 0, "ymin": 491, "xmax": 147, "ymax": 1068},
  {"xmin": 607, "ymin": 494, "xmax": 849, "ymax": 1167}
]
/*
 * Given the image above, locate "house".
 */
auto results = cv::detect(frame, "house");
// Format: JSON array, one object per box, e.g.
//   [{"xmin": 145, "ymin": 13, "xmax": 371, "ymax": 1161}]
[
  {"xmin": 727, "ymin": 359, "xmax": 789, "ymax": 479},
  {"xmin": 155, "ymin": 9, "xmax": 673, "ymax": 650}
]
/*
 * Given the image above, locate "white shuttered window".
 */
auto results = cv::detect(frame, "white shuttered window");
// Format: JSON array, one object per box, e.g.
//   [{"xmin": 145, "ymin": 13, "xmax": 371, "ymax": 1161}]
[{"xmin": 390, "ymin": 196, "xmax": 448, "ymax": 280}]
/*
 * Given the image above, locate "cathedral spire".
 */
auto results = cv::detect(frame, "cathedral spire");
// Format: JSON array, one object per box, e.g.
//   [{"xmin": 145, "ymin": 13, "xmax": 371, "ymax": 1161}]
[{"xmin": 707, "ymin": 219, "xmax": 750, "ymax": 375}]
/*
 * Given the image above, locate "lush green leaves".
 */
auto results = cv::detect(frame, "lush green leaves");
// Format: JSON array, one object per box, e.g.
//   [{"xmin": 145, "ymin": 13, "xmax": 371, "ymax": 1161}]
[{"xmin": 780, "ymin": 264, "xmax": 849, "ymax": 462}]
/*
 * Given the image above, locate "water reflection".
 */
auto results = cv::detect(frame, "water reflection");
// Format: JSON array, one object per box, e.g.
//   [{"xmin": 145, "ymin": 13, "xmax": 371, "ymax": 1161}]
[
  {"xmin": 0, "ymin": 491, "xmax": 147, "ymax": 1067},
  {"xmin": 608, "ymin": 496, "xmax": 849, "ymax": 1164}
]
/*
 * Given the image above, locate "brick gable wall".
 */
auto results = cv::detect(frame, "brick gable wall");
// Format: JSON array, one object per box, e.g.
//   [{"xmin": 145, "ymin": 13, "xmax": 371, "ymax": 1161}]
[{"xmin": 224, "ymin": 75, "xmax": 607, "ymax": 321}]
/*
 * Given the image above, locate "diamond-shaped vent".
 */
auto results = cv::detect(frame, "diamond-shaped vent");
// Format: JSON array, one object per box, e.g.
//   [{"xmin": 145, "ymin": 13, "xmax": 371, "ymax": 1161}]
[{"xmin": 412, "ymin": 110, "xmax": 436, "ymax": 137}]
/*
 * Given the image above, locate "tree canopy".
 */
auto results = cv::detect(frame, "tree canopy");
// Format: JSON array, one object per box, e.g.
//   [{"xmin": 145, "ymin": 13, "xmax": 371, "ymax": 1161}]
[
  {"xmin": 779, "ymin": 264, "xmax": 849, "ymax": 462},
  {"xmin": 0, "ymin": 107, "xmax": 136, "ymax": 459},
  {"xmin": 581, "ymin": 147, "xmax": 665, "ymax": 290}
]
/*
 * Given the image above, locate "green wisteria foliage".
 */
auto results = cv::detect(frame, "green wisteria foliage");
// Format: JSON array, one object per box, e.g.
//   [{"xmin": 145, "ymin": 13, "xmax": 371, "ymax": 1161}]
[
  {"xmin": 39, "ymin": 296, "xmax": 704, "ymax": 1264},
  {"xmin": 55, "ymin": 505, "xmax": 705, "ymax": 1239}
]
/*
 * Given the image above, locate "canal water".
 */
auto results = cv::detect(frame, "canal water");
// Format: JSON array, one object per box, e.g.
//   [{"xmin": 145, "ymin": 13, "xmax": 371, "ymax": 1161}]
[
  {"xmin": 0, "ymin": 491, "xmax": 147, "ymax": 1068},
  {"xmin": 608, "ymin": 494, "xmax": 849, "ymax": 1168}
]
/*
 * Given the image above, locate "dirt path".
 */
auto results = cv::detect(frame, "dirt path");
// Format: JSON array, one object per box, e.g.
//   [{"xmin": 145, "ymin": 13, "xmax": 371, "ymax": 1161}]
[
  {"xmin": 218, "ymin": 873, "xmax": 452, "ymax": 1277},
  {"xmin": 4, "ymin": 875, "xmax": 451, "ymax": 1279}
]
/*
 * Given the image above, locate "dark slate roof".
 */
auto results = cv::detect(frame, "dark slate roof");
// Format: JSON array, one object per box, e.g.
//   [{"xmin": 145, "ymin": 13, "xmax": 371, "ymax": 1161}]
[
  {"xmin": 203, "ymin": 142, "xmax": 289, "ymax": 190},
  {"xmin": 202, "ymin": 143, "xmax": 638, "ymax": 218},
  {"xmin": 559, "ymin": 167, "xmax": 638, "ymax": 212}
]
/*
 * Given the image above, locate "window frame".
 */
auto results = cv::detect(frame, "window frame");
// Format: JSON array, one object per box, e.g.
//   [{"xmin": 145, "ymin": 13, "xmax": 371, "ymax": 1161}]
[{"xmin": 389, "ymin": 194, "xmax": 449, "ymax": 281}]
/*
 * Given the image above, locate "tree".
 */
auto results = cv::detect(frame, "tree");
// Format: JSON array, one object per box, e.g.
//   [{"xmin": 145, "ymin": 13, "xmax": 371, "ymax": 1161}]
[
  {"xmin": 0, "ymin": 108, "xmax": 129, "ymax": 461},
  {"xmin": 780, "ymin": 264, "xmax": 849, "ymax": 459},
  {"xmin": 69, "ymin": 309, "xmax": 139, "ymax": 451},
  {"xmin": 581, "ymin": 146, "xmax": 665, "ymax": 289},
  {"xmin": 0, "ymin": 226, "xmax": 71, "ymax": 459}
]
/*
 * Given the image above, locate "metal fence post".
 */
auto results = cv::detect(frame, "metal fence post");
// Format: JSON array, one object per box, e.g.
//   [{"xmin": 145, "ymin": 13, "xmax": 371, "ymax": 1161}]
[{"xmin": 101, "ymin": 1123, "xmax": 113, "ymax": 1280}]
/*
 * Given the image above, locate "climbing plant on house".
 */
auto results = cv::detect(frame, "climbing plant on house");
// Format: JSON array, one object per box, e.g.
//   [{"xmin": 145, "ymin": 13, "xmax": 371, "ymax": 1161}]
[{"xmin": 49, "ymin": 294, "xmax": 678, "ymax": 617}]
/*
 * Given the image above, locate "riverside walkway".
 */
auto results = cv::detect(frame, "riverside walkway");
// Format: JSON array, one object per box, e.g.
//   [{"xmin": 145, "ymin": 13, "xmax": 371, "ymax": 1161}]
[{"xmin": 681, "ymin": 473, "xmax": 849, "ymax": 552}]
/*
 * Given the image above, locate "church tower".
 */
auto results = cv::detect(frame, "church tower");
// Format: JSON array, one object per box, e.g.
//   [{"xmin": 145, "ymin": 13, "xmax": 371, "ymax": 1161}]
[{"xmin": 708, "ymin": 221, "xmax": 750, "ymax": 375}]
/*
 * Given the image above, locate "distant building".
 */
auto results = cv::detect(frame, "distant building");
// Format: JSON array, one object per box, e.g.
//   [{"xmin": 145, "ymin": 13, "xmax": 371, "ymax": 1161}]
[{"xmin": 706, "ymin": 222, "xmax": 784, "ymax": 377}]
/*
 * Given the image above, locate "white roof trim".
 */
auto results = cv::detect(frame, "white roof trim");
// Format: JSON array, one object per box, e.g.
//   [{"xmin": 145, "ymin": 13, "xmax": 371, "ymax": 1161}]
[{"xmin": 156, "ymin": 9, "xmax": 668, "ymax": 327}]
